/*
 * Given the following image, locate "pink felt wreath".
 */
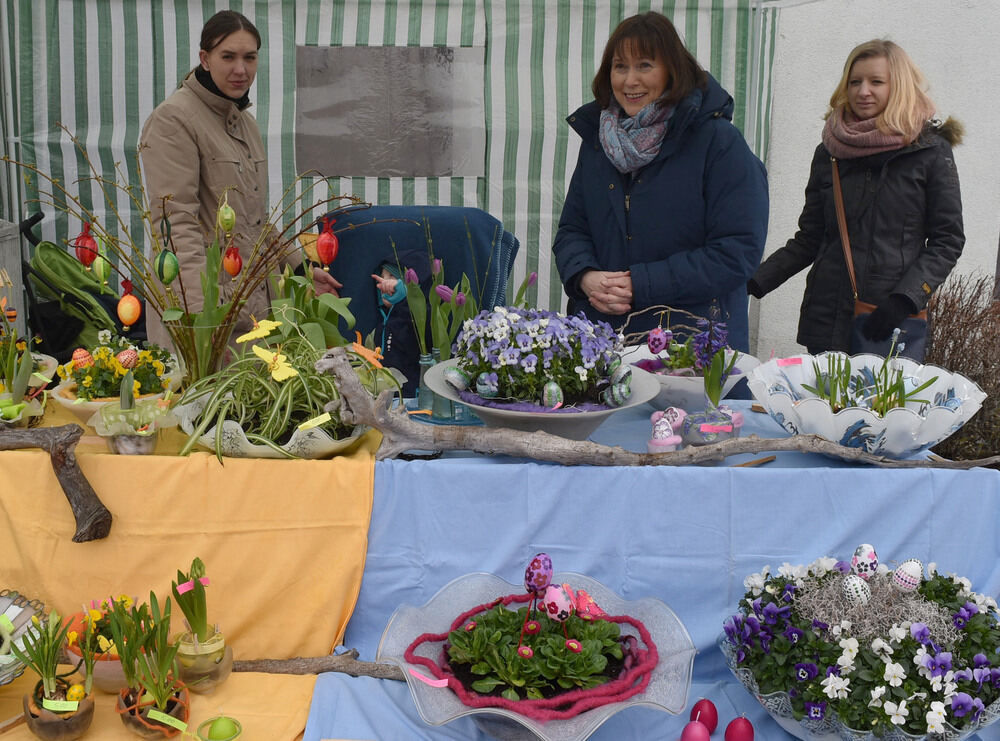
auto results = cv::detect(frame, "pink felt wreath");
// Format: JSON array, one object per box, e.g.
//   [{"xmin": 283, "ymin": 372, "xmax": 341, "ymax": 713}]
[{"xmin": 403, "ymin": 592, "xmax": 659, "ymax": 722}]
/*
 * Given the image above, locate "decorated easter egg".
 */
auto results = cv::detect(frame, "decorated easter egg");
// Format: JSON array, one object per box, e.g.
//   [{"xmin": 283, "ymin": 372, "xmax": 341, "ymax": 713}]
[
  {"xmin": 475, "ymin": 372, "xmax": 499, "ymax": 399},
  {"xmin": 851, "ymin": 544, "xmax": 879, "ymax": 581},
  {"xmin": 842, "ymin": 574, "xmax": 871, "ymax": 606},
  {"xmin": 71, "ymin": 348, "xmax": 94, "ymax": 369},
  {"xmin": 571, "ymin": 587, "xmax": 607, "ymax": 620},
  {"xmin": 116, "ymin": 349, "xmax": 138, "ymax": 369},
  {"xmin": 442, "ymin": 365, "xmax": 471, "ymax": 391},
  {"xmin": 542, "ymin": 583, "xmax": 573, "ymax": 622},
  {"xmin": 154, "ymin": 249, "xmax": 180, "ymax": 285},
  {"xmin": 610, "ymin": 363, "xmax": 632, "ymax": 387},
  {"xmin": 65, "ymin": 683, "xmax": 86, "ymax": 702},
  {"xmin": 606, "ymin": 354, "xmax": 622, "ymax": 374},
  {"xmin": 541, "ymin": 381, "xmax": 563, "ymax": 407},
  {"xmin": 680, "ymin": 720, "xmax": 711, "ymax": 741},
  {"xmin": 524, "ymin": 553, "xmax": 553, "ymax": 596},
  {"xmin": 690, "ymin": 698, "xmax": 719, "ymax": 733},
  {"xmin": 892, "ymin": 559, "xmax": 923, "ymax": 592}
]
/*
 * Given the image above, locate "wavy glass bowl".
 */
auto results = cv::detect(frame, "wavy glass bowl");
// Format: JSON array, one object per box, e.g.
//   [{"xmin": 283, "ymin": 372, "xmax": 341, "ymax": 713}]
[
  {"xmin": 620, "ymin": 345, "xmax": 760, "ymax": 411},
  {"xmin": 377, "ymin": 572, "xmax": 696, "ymax": 741},
  {"xmin": 746, "ymin": 352, "xmax": 986, "ymax": 459},
  {"xmin": 719, "ymin": 634, "xmax": 1000, "ymax": 740},
  {"xmin": 424, "ymin": 360, "xmax": 660, "ymax": 441}
]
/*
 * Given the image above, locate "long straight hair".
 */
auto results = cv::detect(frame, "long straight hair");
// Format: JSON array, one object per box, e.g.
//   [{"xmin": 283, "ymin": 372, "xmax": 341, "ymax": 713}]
[{"xmin": 827, "ymin": 40, "xmax": 935, "ymax": 143}]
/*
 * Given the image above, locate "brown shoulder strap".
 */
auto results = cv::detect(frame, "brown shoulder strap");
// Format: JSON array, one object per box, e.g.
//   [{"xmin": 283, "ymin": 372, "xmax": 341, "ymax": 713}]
[{"xmin": 830, "ymin": 157, "xmax": 859, "ymax": 300}]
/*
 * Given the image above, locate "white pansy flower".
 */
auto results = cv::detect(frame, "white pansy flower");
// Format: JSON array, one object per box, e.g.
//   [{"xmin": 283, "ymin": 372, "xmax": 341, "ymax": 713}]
[
  {"xmin": 574, "ymin": 365, "xmax": 587, "ymax": 382},
  {"xmin": 888, "ymin": 625, "xmax": 907, "ymax": 643},
  {"xmin": 809, "ymin": 556, "xmax": 838, "ymax": 576},
  {"xmin": 884, "ymin": 661, "xmax": 906, "ymax": 687},
  {"xmin": 821, "ymin": 674, "xmax": 850, "ymax": 700},
  {"xmin": 869, "ymin": 686, "xmax": 887, "ymax": 708},
  {"xmin": 929, "ymin": 670, "xmax": 957, "ymax": 697},
  {"xmin": 884, "ymin": 700, "xmax": 908, "ymax": 725},
  {"xmin": 97, "ymin": 329, "xmax": 112, "ymax": 344},
  {"xmin": 927, "ymin": 562, "xmax": 937, "ymax": 575},
  {"xmin": 871, "ymin": 638, "xmax": 893, "ymax": 656}
]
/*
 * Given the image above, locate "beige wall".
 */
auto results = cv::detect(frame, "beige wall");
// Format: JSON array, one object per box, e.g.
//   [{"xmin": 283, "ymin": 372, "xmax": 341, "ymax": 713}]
[{"xmin": 751, "ymin": 0, "xmax": 1000, "ymax": 358}]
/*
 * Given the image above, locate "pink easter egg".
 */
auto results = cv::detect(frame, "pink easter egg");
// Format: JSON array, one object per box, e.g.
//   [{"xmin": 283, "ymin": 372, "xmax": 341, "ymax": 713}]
[
  {"xmin": 681, "ymin": 721, "xmax": 711, "ymax": 741},
  {"xmin": 524, "ymin": 553, "xmax": 553, "ymax": 597},
  {"xmin": 542, "ymin": 583, "xmax": 573, "ymax": 622}
]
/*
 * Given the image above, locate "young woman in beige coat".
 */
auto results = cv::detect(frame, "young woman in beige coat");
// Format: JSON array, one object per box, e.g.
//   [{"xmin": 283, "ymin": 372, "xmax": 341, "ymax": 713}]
[{"xmin": 140, "ymin": 10, "xmax": 338, "ymax": 352}]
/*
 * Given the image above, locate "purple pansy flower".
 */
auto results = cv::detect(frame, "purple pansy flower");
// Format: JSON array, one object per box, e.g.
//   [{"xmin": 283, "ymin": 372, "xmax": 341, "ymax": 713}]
[
  {"xmin": 795, "ymin": 662, "xmax": 819, "ymax": 681},
  {"xmin": 804, "ymin": 701, "xmax": 826, "ymax": 720},
  {"xmin": 784, "ymin": 626, "xmax": 805, "ymax": 644},
  {"xmin": 833, "ymin": 561, "xmax": 851, "ymax": 573},
  {"xmin": 762, "ymin": 601, "xmax": 791, "ymax": 625},
  {"xmin": 952, "ymin": 692, "xmax": 974, "ymax": 718},
  {"xmin": 930, "ymin": 652, "xmax": 952, "ymax": 677},
  {"xmin": 974, "ymin": 653, "xmax": 990, "ymax": 668},
  {"xmin": 911, "ymin": 623, "xmax": 931, "ymax": 644},
  {"xmin": 782, "ymin": 583, "xmax": 797, "ymax": 602}
]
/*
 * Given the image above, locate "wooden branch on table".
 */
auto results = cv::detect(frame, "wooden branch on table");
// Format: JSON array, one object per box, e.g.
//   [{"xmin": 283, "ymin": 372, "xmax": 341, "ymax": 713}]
[
  {"xmin": 0, "ymin": 423, "xmax": 112, "ymax": 541},
  {"xmin": 316, "ymin": 347, "xmax": 1000, "ymax": 470},
  {"xmin": 234, "ymin": 649, "xmax": 404, "ymax": 681}
]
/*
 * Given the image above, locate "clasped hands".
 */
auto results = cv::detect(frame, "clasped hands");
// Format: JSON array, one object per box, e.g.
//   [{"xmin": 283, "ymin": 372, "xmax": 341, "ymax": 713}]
[{"xmin": 581, "ymin": 270, "xmax": 632, "ymax": 315}]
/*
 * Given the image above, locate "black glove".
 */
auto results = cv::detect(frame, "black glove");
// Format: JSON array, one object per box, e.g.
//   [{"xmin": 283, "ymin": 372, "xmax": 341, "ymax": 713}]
[
  {"xmin": 747, "ymin": 278, "xmax": 765, "ymax": 299},
  {"xmin": 862, "ymin": 294, "xmax": 915, "ymax": 341}
]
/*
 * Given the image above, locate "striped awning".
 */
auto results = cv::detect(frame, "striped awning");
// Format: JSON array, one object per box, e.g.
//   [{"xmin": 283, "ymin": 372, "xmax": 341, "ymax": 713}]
[{"xmin": 1, "ymin": 0, "xmax": 778, "ymax": 313}]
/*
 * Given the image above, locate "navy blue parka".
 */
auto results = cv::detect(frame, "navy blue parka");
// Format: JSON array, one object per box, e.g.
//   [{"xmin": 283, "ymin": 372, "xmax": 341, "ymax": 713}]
[{"xmin": 553, "ymin": 74, "xmax": 768, "ymax": 352}]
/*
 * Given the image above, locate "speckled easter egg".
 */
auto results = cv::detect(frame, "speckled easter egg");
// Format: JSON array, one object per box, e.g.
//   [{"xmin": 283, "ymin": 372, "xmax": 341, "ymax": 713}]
[
  {"xmin": 892, "ymin": 559, "xmax": 924, "ymax": 592},
  {"xmin": 542, "ymin": 583, "xmax": 574, "ymax": 622},
  {"xmin": 71, "ymin": 348, "xmax": 94, "ymax": 369},
  {"xmin": 116, "ymin": 349, "xmax": 138, "ymax": 369},
  {"xmin": 541, "ymin": 381, "xmax": 563, "ymax": 407},
  {"xmin": 442, "ymin": 365, "xmax": 471, "ymax": 391},
  {"xmin": 524, "ymin": 553, "xmax": 553, "ymax": 597},
  {"xmin": 842, "ymin": 574, "xmax": 871, "ymax": 606},
  {"xmin": 851, "ymin": 544, "xmax": 878, "ymax": 581}
]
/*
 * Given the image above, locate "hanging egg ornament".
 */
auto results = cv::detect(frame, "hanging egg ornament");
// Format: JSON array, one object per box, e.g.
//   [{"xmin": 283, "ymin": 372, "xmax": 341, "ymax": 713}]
[
  {"xmin": 72, "ymin": 222, "xmax": 98, "ymax": 269},
  {"xmin": 842, "ymin": 574, "xmax": 872, "ymax": 606},
  {"xmin": 222, "ymin": 244, "xmax": 243, "ymax": 278},
  {"xmin": 116, "ymin": 349, "xmax": 138, "ymax": 370},
  {"xmin": 524, "ymin": 553, "xmax": 553, "ymax": 597},
  {"xmin": 851, "ymin": 544, "xmax": 879, "ymax": 581},
  {"xmin": 154, "ymin": 250, "xmax": 180, "ymax": 286},
  {"xmin": 91, "ymin": 252, "xmax": 111, "ymax": 285},
  {"xmin": 217, "ymin": 198, "xmax": 236, "ymax": 234},
  {"xmin": 892, "ymin": 559, "xmax": 924, "ymax": 592},
  {"xmin": 117, "ymin": 279, "xmax": 142, "ymax": 331},
  {"xmin": 542, "ymin": 583, "xmax": 573, "ymax": 622},
  {"xmin": 71, "ymin": 348, "xmax": 94, "ymax": 369},
  {"xmin": 541, "ymin": 380, "xmax": 563, "ymax": 407},
  {"xmin": 316, "ymin": 218, "xmax": 339, "ymax": 270}
]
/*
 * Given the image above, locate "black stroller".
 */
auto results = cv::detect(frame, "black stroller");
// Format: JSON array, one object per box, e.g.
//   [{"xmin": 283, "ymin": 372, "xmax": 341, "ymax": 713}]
[{"xmin": 18, "ymin": 213, "xmax": 146, "ymax": 363}]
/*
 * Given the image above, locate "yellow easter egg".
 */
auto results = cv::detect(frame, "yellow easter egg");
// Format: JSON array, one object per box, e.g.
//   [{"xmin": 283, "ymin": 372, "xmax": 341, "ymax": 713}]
[{"xmin": 66, "ymin": 683, "xmax": 86, "ymax": 702}]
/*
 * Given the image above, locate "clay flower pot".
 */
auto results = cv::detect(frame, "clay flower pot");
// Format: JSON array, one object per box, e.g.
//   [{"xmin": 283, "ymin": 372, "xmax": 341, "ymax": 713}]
[
  {"xmin": 174, "ymin": 629, "xmax": 233, "ymax": 695},
  {"xmin": 116, "ymin": 686, "xmax": 190, "ymax": 739},
  {"xmin": 22, "ymin": 681, "xmax": 95, "ymax": 741}
]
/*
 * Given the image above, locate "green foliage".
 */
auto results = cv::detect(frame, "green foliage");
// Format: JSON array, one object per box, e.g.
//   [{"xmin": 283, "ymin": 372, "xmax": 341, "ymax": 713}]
[
  {"xmin": 801, "ymin": 349, "xmax": 936, "ymax": 416},
  {"xmin": 105, "ymin": 598, "xmax": 152, "ymax": 690},
  {"xmin": 446, "ymin": 603, "xmax": 624, "ymax": 701},
  {"xmin": 9, "ymin": 610, "xmax": 74, "ymax": 699},
  {"xmin": 704, "ymin": 348, "xmax": 739, "ymax": 407},
  {"xmin": 270, "ymin": 266, "xmax": 355, "ymax": 349},
  {"xmin": 132, "ymin": 592, "xmax": 182, "ymax": 712},
  {"xmin": 172, "ymin": 557, "xmax": 210, "ymax": 642}
]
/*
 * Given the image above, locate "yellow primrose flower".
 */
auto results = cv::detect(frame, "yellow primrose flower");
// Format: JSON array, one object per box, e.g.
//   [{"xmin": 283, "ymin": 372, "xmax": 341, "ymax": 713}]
[
  {"xmin": 153, "ymin": 360, "xmax": 165, "ymax": 376},
  {"xmin": 82, "ymin": 376, "xmax": 93, "ymax": 387},
  {"xmin": 56, "ymin": 364, "xmax": 68, "ymax": 380},
  {"xmin": 237, "ymin": 316, "xmax": 282, "ymax": 343},
  {"xmin": 116, "ymin": 594, "xmax": 133, "ymax": 609},
  {"xmin": 252, "ymin": 344, "xmax": 298, "ymax": 381},
  {"xmin": 138, "ymin": 350, "xmax": 152, "ymax": 362},
  {"xmin": 87, "ymin": 608, "xmax": 103, "ymax": 626},
  {"xmin": 67, "ymin": 630, "xmax": 78, "ymax": 647}
]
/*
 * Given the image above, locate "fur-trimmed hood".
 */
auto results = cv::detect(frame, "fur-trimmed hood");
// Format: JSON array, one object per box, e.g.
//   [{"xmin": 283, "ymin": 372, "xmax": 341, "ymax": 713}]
[{"xmin": 932, "ymin": 116, "xmax": 964, "ymax": 146}]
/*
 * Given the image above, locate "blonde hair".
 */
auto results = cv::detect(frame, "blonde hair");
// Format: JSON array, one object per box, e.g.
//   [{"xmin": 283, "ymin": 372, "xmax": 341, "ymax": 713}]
[{"xmin": 827, "ymin": 40, "xmax": 936, "ymax": 143}]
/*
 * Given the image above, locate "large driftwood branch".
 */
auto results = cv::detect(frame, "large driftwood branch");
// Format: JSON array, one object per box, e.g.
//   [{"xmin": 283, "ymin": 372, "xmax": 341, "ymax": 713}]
[
  {"xmin": 0, "ymin": 423, "xmax": 112, "ymax": 541},
  {"xmin": 317, "ymin": 347, "xmax": 1000, "ymax": 469},
  {"xmin": 234, "ymin": 649, "xmax": 404, "ymax": 680}
]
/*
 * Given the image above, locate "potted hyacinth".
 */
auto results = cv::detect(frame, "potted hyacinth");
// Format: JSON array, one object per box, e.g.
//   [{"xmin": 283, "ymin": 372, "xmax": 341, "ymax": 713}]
[
  {"xmin": 721, "ymin": 548, "xmax": 1000, "ymax": 739},
  {"xmin": 444, "ymin": 306, "xmax": 630, "ymax": 412},
  {"xmin": 171, "ymin": 558, "xmax": 232, "ymax": 694}
]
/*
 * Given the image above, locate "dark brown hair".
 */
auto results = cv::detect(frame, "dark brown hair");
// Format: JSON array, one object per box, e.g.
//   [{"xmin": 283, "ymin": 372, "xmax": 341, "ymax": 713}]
[
  {"xmin": 201, "ymin": 10, "xmax": 261, "ymax": 52},
  {"xmin": 591, "ymin": 12, "xmax": 706, "ymax": 109}
]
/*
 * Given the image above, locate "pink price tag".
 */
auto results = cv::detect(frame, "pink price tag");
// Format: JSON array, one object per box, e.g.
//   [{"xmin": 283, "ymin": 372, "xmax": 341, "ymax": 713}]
[
  {"xmin": 700, "ymin": 424, "xmax": 733, "ymax": 433},
  {"xmin": 408, "ymin": 668, "xmax": 449, "ymax": 688},
  {"xmin": 175, "ymin": 577, "xmax": 210, "ymax": 595},
  {"xmin": 776, "ymin": 357, "xmax": 802, "ymax": 367}
]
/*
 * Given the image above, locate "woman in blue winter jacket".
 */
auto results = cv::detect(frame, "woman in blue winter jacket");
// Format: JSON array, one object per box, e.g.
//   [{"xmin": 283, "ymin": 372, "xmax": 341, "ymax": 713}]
[{"xmin": 553, "ymin": 11, "xmax": 769, "ymax": 352}]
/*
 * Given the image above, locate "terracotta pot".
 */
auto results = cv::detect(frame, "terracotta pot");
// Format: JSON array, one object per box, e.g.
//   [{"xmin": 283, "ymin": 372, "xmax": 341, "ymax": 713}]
[
  {"xmin": 174, "ymin": 630, "xmax": 233, "ymax": 695},
  {"xmin": 116, "ymin": 686, "xmax": 191, "ymax": 739},
  {"xmin": 22, "ymin": 682, "xmax": 95, "ymax": 741}
]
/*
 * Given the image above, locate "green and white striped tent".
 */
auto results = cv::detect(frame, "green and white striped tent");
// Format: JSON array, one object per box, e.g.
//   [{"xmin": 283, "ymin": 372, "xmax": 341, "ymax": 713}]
[{"xmin": 0, "ymin": 0, "xmax": 778, "ymax": 312}]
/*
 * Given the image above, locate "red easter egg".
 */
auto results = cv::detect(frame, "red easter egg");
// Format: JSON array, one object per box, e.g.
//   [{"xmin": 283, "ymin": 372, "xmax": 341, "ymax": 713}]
[
  {"xmin": 222, "ymin": 245, "xmax": 243, "ymax": 277},
  {"xmin": 725, "ymin": 717, "xmax": 754, "ymax": 741},
  {"xmin": 690, "ymin": 698, "xmax": 719, "ymax": 734},
  {"xmin": 680, "ymin": 720, "xmax": 711, "ymax": 741}
]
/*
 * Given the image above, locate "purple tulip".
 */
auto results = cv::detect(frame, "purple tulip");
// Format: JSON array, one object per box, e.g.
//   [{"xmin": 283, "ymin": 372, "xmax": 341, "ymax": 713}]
[
  {"xmin": 431, "ymin": 258, "xmax": 442, "ymax": 276},
  {"xmin": 404, "ymin": 267, "xmax": 419, "ymax": 285},
  {"xmin": 456, "ymin": 291, "xmax": 467, "ymax": 307},
  {"xmin": 435, "ymin": 284, "xmax": 454, "ymax": 302},
  {"xmin": 526, "ymin": 271, "xmax": 538, "ymax": 286}
]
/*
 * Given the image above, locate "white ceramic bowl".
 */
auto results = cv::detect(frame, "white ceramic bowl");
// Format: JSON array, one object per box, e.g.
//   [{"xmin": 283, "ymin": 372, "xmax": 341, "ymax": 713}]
[
  {"xmin": 424, "ymin": 359, "xmax": 660, "ymax": 441},
  {"xmin": 620, "ymin": 345, "xmax": 760, "ymax": 411},
  {"xmin": 747, "ymin": 352, "xmax": 986, "ymax": 459}
]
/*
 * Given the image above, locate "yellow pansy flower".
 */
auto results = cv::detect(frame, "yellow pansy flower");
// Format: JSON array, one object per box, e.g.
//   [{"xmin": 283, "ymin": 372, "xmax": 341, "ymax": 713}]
[
  {"xmin": 67, "ymin": 630, "xmax": 78, "ymax": 646},
  {"xmin": 153, "ymin": 360, "xmax": 165, "ymax": 376},
  {"xmin": 82, "ymin": 376, "xmax": 93, "ymax": 388}
]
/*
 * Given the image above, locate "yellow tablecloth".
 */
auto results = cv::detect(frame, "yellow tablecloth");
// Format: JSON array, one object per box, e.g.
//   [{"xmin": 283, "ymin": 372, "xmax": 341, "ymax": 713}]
[
  {"xmin": 0, "ymin": 402, "xmax": 380, "ymax": 739},
  {"xmin": 0, "ymin": 668, "xmax": 315, "ymax": 740}
]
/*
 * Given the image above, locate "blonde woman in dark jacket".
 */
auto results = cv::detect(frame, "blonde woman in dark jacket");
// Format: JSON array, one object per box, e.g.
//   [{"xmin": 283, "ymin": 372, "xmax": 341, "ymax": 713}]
[
  {"xmin": 750, "ymin": 40, "xmax": 963, "ymax": 361},
  {"xmin": 141, "ymin": 10, "xmax": 336, "ymax": 352}
]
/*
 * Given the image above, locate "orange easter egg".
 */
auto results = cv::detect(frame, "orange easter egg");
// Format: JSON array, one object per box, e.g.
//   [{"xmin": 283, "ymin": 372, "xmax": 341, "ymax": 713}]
[
  {"xmin": 117, "ymin": 294, "xmax": 142, "ymax": 328},
  {"xmin": 71, "ymin": 348, "xmax": 94, "ymax": 369}
]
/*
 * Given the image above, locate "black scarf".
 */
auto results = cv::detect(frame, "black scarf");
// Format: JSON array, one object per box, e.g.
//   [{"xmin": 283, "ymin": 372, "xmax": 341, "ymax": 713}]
[{"xmin": 194, "ymin": 65, "xmax": 251, "ymax": 110}]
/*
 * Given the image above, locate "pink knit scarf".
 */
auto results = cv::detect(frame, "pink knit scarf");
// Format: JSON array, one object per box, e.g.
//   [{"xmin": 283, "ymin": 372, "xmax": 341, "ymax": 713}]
[{"xmin": 821, "ymin": 107, "xmax": 906, "ymax": 160}]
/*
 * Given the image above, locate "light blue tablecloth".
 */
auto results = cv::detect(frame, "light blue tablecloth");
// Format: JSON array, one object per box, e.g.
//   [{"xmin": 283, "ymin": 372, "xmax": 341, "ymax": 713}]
[{"xmin": 305, "ymin": 401, "xmax": 1000, "ymax": 740}]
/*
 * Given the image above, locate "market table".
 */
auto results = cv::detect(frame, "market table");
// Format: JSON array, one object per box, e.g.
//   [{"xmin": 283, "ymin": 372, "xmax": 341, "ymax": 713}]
[{"xmin": 304, "ymin": 401, "xmax": 1000, "ymax": 740}]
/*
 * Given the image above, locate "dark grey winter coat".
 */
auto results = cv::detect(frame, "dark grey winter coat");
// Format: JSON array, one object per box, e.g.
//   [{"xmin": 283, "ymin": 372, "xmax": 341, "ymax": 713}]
[{"xmin": 751, "ymin": 118, "xmax": 964, "ymax": 351}]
